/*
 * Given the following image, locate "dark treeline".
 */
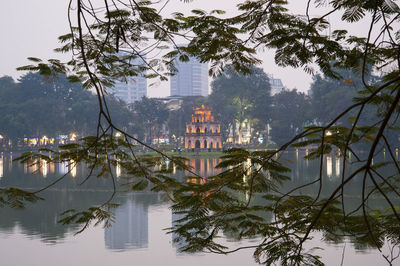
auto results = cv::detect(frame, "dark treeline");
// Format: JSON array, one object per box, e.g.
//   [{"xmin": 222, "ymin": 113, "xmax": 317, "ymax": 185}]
[
  {"xmin": 0, "ymin": 72, "xmax": 132, "ymax": 145},
  {"xmin": 1, "ymin": 66, "xmax": 397, "ymax": 148}
]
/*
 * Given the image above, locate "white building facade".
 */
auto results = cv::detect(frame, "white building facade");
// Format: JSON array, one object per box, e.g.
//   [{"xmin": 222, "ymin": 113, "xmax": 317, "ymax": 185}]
[
  {"xmin": 170, "ymin": 57, "xmax": 208, "ymax": 97},
  {"xmin": 268, "ymin": 74, "xmax": 285, "ymax": 95},
  {"xmin": 110, "ymin": 57, "xmax": 147, "ymax": 103}
]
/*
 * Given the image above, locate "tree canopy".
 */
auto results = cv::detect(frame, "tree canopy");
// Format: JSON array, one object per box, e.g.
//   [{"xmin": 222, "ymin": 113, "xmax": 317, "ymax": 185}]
[
  {"xmin": 131, "ymin": 97, "xmax": 169, "ymax": 144},
  {"xmin": 208, "ymin": 65, "xmax": 272, "ymax": 144},
  {"xmin": 5, "ymin": 0, "xmax": 400, "ymax": 265},
  {"xmin": 270, "ymin": 89, "xmax": 311, "ymax": 146},
  {"xmin": 0, "ymin": 72, "xmax": 132, "ymax": 141}
]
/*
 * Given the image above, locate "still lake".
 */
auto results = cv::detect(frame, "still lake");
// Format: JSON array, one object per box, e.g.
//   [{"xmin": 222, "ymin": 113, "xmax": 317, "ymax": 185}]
[{"xmin": 0, "ymin": 151, "xmax": 398, "ymax": 266}]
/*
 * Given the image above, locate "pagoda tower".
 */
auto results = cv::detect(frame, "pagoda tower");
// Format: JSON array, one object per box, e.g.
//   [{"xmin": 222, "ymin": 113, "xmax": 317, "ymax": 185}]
[{"xmin": 185, "ymin": 105, "xmax": 222, "ymax": 151}]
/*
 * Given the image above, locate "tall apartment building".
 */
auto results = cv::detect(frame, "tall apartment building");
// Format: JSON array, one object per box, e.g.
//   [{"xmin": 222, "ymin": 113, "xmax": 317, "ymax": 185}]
[
  {"xmin": 268, "ymin": 74, "xmax": 285, "ymax": 95},
  {"xmin": 170, "ymin": 56, "xmax": 209, "ymax": 97},
  {"xmin": 110, "ymin": 57, "xmax": 147, "ymax": 103}
]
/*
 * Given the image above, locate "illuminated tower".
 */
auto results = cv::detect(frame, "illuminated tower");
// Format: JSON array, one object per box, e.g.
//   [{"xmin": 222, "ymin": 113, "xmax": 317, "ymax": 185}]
[{"xmin": 184, "ymin": 105, "xmax": 222, "ymax": 151}]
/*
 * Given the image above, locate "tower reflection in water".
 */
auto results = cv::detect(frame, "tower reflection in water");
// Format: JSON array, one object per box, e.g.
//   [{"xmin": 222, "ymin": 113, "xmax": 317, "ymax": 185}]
[{"xmin": 173, "ymin": 157, "xmax": 221, "ymax": 253}]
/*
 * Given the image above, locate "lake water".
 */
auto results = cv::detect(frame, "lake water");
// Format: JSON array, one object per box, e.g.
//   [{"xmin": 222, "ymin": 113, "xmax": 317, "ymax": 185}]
[{"xmin": 0, "ymin": 151, "xmax": 398, "ymax": 266}]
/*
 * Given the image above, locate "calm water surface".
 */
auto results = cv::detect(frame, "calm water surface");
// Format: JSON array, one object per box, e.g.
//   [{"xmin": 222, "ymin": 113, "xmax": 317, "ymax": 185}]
[{"xmin": 0, "ymin": 151, "xmax": 398, "ymax": 266}]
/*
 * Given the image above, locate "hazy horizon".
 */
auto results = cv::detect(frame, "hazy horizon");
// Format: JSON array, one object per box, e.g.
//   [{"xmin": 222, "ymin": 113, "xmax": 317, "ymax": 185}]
[{"xmin": 1, "ymin": 1, "xmax": 371, "ymax": 97}]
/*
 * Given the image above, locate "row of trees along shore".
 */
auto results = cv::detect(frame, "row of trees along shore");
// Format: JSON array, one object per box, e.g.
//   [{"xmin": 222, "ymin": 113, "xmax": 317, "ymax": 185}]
[
  {"xmin": 2, "ymin": 1, "xmax": 400, "ymax": 265},
  {"xmin": 2, "ymin": 65, "xmax": 392, "ymax": 149},
  {"xmin": 0, "ymin": 72, "xmax": 132, "ymax": 147}
]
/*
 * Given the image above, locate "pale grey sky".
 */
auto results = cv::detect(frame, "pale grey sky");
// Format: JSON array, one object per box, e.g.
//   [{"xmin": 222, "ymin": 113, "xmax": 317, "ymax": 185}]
[{"xmin": 0, "ymin": 1, "xmax": 371, "ymax": 97}]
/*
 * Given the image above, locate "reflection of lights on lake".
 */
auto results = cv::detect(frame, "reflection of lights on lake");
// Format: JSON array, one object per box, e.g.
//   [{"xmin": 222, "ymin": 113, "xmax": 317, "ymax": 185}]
[
  {"xmin": 305, "ymin": 149, "xmax": 309, "ymax": 166},
  {"xmin": 59, "ymin": 161, "xmax": 68, "ymax": 175},
  {"xmin": 50, "ymin": 162, "xmax": 55, "ymax": 174},
  {"xmin": 184, "ymin": 158, "xmax": 224, "ymax": 177},
  {"xmin": 9, "ymin": 152, "xmax": 12, "ymax": 169},
  {"xmin": 243, "ymin": 158, "xmax": 252, "ymax": 182},
  {"xmin": 296, "ymin": 149, "xmax": 298, "ymax": 160},
  {"xmin": 41, "ymin": 159, "xmax": 48, "ymax": 177},
  {"xmin": 396, "ymin": 148, "xmax": 399, "ymax": 160},
  {"xmin": 187, "ymin": 177, "xmax": 196, "ymax": 184},
  {"xmin": 335, "ymin": 157, "xmax": 340, "ymax": 177},
  {"xmin": 326, "ymin": 156, "xmax": 332, "ymax": 178},
  {"xmin": 116, "ymin": 162, "xmax": 121, "ymax": 178},
  {"xmin": 70, "ymin": 160, "xmax": 77, "ymax": 177},
  {"xmin": 0, "ymin": 156, "xmax": 3, "ymax": 178},
  {"xmin": 30, "ymin": 159, "xmax": 39, "ymax": 173}
]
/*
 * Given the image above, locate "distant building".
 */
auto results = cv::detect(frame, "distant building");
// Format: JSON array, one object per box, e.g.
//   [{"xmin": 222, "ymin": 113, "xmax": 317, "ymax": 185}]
[
  {"xmin": 185, "ymin": 105, "xmax": 222, "ymax": 151},
  {"xmin": 170, "ymin": 56, "xmax": 208, "ymax": 97},
  {"xmin": 157, "ymin": 96, "xmax": 184, "ymax": 111},
  {"xmin": 268, "ymin": 74, "xmax": 285, "ymax": 95},
  {"xmin": 110, "ymin": 57, "xmax": 147, "ymax": 103}
]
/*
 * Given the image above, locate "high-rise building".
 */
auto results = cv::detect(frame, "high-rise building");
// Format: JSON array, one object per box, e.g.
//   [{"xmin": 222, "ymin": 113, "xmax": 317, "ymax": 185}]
[
  {"xmin": 268, "ymin": 74, "xmax": 285, "ymax": 95},
  {"xmin": 170, "ymin": 56, "xmax": 208, "ymax": 97},
  {"xmin": 110, "ymin": 57, "xmax": 147, "ymax": 103}
]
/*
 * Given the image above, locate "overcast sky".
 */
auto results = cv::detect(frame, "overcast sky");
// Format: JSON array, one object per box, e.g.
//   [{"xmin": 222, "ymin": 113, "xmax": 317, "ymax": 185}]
[{"xmin": 0, "ymin": 1, "xmax": 370, "ymax": 97}]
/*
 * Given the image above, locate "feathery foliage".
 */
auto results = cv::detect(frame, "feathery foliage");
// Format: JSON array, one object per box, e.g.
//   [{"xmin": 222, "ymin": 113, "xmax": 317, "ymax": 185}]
[{"xmin": 6, "ymin": 0, "xmax": 400, "ymax": 264}]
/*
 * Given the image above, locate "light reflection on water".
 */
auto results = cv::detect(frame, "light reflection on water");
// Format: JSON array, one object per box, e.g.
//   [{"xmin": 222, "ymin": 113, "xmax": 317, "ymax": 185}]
[
  {"xmin": 335, "ymin": 157, "xmax": 340, "ymax": 177},
  {"xmin": 116, "ymin": 159, "xmax": 121, "ymax": 178},
  {"xmin": 0, "ymin": 156, "xmax": 3, "ymax": 178},
  {"xmin": 70, "ymin": 160, "xmax": 77, "ymax": 177},
  {"xmin": 0, "ymin": 152, "xmax": 397, "ymax": 266},
  {"xmin": 326, "ymin": 156, "xmax": 333, "ymax": 178}
]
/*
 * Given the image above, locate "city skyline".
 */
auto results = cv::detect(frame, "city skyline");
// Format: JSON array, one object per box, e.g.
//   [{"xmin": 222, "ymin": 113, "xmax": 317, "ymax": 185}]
[{"xmin": 0, "ymin": 1, "xmax": 321, "ymax": 98}]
